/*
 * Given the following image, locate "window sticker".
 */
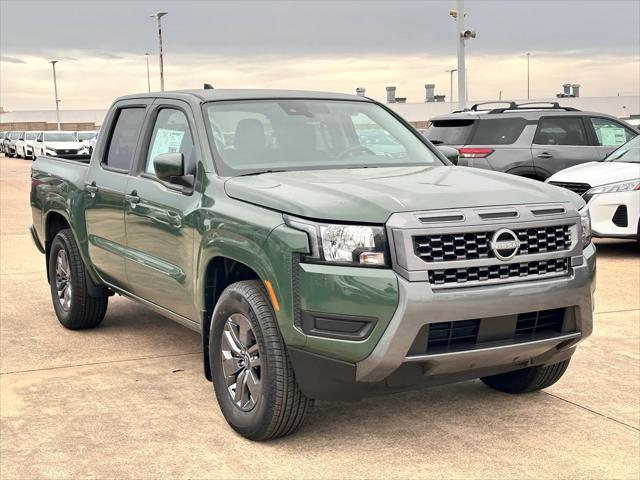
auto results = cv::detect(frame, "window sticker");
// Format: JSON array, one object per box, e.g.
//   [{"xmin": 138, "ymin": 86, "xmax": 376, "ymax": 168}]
[
  {"xmin": 595, "ymin": 126, "xmax": 627, "ymax": 146},
  {"xmin": 147, "ymin": 128, "xmax": 185, "ymax": 173}
]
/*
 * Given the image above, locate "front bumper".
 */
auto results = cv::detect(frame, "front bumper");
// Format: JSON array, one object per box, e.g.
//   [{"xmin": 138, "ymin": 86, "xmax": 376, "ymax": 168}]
[
  {"xmin": 289, "ymin": 243, "xmax": 595, "ymax": 400},
  {"xmin": 588, "ymin": 191, "xmax": 639, "ymax": 239}
]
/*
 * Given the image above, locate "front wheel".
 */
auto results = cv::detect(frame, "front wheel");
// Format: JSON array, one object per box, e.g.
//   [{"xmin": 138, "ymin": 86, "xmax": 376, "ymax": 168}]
[
  {"xmin": 48, "ymin": 229, "xmax": 108, "ymax": 329},
  {"xmin": 210, "ymin": 280, "xmax": 312, "ymax": 441},
  {"xmin": 481, "ymin": 359, "xmax": 570, "ymax": 393}
]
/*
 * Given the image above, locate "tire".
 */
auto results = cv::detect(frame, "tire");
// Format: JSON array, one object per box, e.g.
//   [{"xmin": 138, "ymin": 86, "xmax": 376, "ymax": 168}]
[
  {"xmin": 209, "ymin": 280, "xmax": 312, "ymax": 441},
  {"xmin": 48, "ymin": 229, "xmax": 108, "ymax": 330},
  {"xmin": 481, "ymin": 359, "xmax": 570, "ymax": 394}
]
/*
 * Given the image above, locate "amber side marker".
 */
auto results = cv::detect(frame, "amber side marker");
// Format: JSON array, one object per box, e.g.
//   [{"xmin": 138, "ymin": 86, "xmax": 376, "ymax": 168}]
[{"xmin": 264, "ymin": 280, "xmax": 280, "ymax": 311}]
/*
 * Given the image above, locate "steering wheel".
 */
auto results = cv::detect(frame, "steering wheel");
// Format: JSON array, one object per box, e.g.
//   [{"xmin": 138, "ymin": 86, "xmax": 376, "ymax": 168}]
[{"xmin": 337, "ymin": 145, "xmax": 376, "ymax": 160}]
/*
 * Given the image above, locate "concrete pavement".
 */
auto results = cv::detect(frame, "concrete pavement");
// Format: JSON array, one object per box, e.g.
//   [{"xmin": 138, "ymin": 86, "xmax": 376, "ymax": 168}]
[{"xmin": 1, "ymin": 155, "xmax": 638, "ymax": 479}]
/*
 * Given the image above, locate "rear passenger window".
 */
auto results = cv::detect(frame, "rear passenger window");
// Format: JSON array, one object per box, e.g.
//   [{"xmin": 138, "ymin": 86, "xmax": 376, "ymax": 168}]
[
  {"xmin": 104, "ymin": 108, "xmax": 146, "ymax": 171},
  {"xmin": 471, "ymin": 118, "xmax": 527, "ymax": 145},
  {"xmin": 145, "ymin": 109, "xmax": 194, "ymax": 175},
  {"xmin": 589, "ymin": 117, "xmax": 636, "ymax": 147},
  {"xmin": 534, "ymin": 117, "xmax": 588, "ymax": 146}
]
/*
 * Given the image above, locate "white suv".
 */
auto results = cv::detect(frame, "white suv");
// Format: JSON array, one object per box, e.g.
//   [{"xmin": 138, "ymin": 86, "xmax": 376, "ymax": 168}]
[{"xmin": 33, "ymin": 131, "xmax": 89, "ymax": 158}]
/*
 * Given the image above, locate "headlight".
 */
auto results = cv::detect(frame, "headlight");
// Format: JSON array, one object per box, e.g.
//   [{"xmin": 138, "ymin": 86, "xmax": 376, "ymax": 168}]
[
  {"xmin": 586, "ymin": 179, "xmax": 640, "ymax": 195},
  {"xmin": 284, "ymin": 215, "xmax": 388, "ymax": 267},
  {"xmin": 580, "ymin": 207, "xmax": 592, "ymax": 248}
]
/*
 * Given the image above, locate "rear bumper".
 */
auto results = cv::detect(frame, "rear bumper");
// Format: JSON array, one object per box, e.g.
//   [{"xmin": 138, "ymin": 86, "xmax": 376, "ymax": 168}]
[{"xmin": 289, "ymin": 243, "xmax": 595, "ymax": 401}]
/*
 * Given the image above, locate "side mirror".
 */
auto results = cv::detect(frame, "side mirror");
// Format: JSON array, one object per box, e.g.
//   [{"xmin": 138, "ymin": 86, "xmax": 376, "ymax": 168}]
[
  {"xmin": 436, "ymin": 145, "xmax": 460, "ymax": 165},
  {"xmin": 153, "ymin": 152, "xmax": 184, "ymax": 183}
]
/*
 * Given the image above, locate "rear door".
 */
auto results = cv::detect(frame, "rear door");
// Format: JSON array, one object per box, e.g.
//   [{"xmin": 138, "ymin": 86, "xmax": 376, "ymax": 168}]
[
  {"xmin": 84, "ymin": 100, "xmax": 150, "ymax": 289},
  {"xmin": 123, "ymin": 100, "xmax": 200, "ymax": 321},
  {"xmin": 586, "ymin": 116, "xmax": 638, "ymax": 159},
  {"xmin": 531, "ymin": 116, "xmax": 600, "ymax": 179}
]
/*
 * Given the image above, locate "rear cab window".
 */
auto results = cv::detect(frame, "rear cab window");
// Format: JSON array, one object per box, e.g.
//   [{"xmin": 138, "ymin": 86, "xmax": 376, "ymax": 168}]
[
  {"xmin": 103, "ymin": 107, "xmax": 147, "ymax": 172},
  {"xmin": 424, "ymin": 119, "xmax": 475, "ymax": 145}
]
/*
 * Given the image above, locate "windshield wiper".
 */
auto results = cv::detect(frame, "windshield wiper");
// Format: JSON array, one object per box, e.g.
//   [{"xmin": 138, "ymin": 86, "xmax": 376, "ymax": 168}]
[{"xmin": 238, "ymin": 169, "xmax": 286, "ymax": 177}]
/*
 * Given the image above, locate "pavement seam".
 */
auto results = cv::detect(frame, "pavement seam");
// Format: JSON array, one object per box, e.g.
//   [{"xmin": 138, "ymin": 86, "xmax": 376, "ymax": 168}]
[
  {"xmin": 543, "ymin": 391, "xmax": 640, "ymax": 432},
  {"xmin": 0, "ymin": 351, "xmax": 202, "ymax": 376}
]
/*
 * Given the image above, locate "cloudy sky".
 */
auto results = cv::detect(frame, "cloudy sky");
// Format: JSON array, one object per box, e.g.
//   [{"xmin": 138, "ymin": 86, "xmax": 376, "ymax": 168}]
[{"xmin": 1, "ymin": 0, "xmax": 638, "ymax": 110}]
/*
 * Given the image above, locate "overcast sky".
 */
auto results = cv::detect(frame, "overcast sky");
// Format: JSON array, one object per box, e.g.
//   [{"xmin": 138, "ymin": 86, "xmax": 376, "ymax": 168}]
[{"xmin": 1, "ymin": 0, "xmax": 639, "ymax": 110}]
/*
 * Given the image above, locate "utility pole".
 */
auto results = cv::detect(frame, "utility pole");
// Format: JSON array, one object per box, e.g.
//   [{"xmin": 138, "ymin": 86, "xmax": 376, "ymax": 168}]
[
  {"xmin": 150, "ymin": 12, "xmax": 168, "ymax": 91},
  {"xmin": 451, "ymin": 1, "xmax": 475, "ymax": 111},
  {"xmin": 49, "ymin": 60, "xmax": 61, "ymax": 130},
  {"xmin": 526, "ymin": 52, "xmax": 531, "ymax": 99},
  {"xmin": 145, "ymin": 53, "xmax": 151, "ymax": 92},
  {"xmin": 446, "ymin": 69, "xmax": 457, "ymax": 112}
]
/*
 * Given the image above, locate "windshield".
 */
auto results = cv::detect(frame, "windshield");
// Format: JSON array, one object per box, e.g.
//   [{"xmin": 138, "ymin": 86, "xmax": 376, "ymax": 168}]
[
  {"xmin": 25, "ymin": 132, "xmax": 38, "ymax": 140},
  {"xmin": 76, "ymin": 132, "xmax": 97, "ymax": 140},
  {"xmin": 606, "ymin": 136, "xmax": 640, "ymax": 163},
  {"xmin": 205, "ymin": 99, "xmax": 442, "ymax": 175},
  {"xmin": 9, "ymin": 132, "xmax": 21, "ymax": 140},
  {"xmin": 44, "ymin": 132, "xmax": 76, "ymax": 142}
]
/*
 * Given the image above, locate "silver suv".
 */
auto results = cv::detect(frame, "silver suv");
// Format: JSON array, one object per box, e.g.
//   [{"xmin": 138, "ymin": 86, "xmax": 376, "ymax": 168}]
[{"xmin": 424, "ymin": 102, "xmax": 639, "ymax": 180}]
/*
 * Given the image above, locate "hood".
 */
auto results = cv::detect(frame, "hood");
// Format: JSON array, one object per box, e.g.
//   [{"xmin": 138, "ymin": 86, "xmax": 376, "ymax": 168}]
[
  {"xmin": 548, "ymin": 161, "xmax": 640, "ymax": 187},
  {"xmin": 44, "ymin": 141, "xmax": 83, "ymax": 149},
  {"xmin": 225, "ymin": 166, "xmax": 581, "ymax": 223}
]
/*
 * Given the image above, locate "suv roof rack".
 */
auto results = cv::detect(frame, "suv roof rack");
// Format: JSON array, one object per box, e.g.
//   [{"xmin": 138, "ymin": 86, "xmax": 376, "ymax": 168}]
[
  {"xmin": 469, "ymin": 101, "xmax": 517, "ymax": 112},
  {"xmin": 488, "ymin": 101, "xmax": 580, "ymax": 114}
]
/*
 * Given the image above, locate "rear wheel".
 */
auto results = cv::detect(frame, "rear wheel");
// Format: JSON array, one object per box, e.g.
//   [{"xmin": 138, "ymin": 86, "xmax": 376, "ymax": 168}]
[
  {"xmin": 210, "ymin": 280, "xmax": 312, "ymax": 441},
  {"xmin": 481, "ymin": 359, "xmax": 570, "ymax": 393},
  {"xmin": 48, "ymin": 229, "xmax": 108, "ymax": 330}
]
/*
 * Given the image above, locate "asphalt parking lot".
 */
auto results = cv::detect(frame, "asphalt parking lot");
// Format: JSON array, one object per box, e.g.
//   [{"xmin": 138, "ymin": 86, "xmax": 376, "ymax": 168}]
[{"xmin": 0, "ymin": 154, "xmax": 638, "ymax": 479}]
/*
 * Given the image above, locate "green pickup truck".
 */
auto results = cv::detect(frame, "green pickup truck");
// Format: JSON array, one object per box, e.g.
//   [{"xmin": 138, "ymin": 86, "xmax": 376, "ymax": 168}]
[{"xmin": 30, "ymin": 89, "xmax": 596, "ymax": 440}]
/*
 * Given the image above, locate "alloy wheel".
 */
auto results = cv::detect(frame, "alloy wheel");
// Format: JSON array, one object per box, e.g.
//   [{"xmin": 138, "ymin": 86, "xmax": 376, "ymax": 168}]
[
  {"xmin": 55, "ymin": 248, "xmax": 72, "ymax": 311},
  {"xmin": 220, "ymin": 313, "xmax": 262, "ymax": 411}
]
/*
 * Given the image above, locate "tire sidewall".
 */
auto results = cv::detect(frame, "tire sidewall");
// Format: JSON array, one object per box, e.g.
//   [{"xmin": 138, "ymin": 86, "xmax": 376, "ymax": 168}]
[
  {"xmin": 48, "ymin": 233, "xmax": 82, "ymax": 327},
  {"xmin": 209, "ymin": 286, "xmax": 274, "ymax": 437}
]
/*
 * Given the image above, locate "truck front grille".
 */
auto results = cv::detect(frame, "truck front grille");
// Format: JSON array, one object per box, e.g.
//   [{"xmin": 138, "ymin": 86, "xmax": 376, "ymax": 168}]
[
  {"xmin": 414, "ymin": 225, "xmax": 571, "ymax": 262},
  {"xmin": 427, "ymin": 257, "xmax": 569, "ymax": 287},
  {"xmin": 421, "ymin": 308, "xmax": 567, "ymax": 354}
]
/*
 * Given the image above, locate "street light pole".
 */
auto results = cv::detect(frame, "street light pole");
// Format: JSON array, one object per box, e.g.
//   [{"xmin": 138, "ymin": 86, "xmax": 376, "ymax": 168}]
[
  {"xmin": 145, "ymin": 52, "xmax": 151, "ymax": 92},
  {"xmin": 526, "ymin": 52, "xmax": 531, "ymax": 99},
  {"xmin": 446, "ymin": 69, "xmax": 457, "ymax": 112},
  {"xmin": 49, "ymin": 60, "xmax": 61, "ymax": 130},
  {"xmin": 150, "ymin": 12, "xmax": 168, "ymax": 91},
  {"xmin": 456, "ymin": 0, "xmax": 466, "ymax": 111}
]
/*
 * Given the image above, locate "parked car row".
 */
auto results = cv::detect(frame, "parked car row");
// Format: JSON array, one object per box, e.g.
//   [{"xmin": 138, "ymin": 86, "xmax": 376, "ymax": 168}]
[{"xmin": 0, "ymin": 130, "xmax": 98, "ymax": 159}]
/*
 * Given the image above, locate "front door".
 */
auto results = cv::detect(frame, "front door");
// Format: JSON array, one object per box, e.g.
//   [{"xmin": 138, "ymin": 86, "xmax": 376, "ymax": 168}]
[
  {"xmin": 124, "ymin": 103, "xmax": 200, "ymax": 321},
  {"xmin": 84, "ymin": 102, "xmax": 149, "ymax": 289},
  {"xmin": 531, "ymin": 116, "xmax": 600, "ymax": 179}
]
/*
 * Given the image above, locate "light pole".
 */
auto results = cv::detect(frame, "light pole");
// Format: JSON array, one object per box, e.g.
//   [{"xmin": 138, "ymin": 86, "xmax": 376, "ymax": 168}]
[
  {"xmin": 150, "ymin": 11, "xmax": 168, "ymax": 91},
  {"xmin": 526, "ymin": 52, "xmax": 531, "ymax": 99},
  {"xmin": 49, "ymin": 60, "xmax": 61, "ymax": 130},
  {"xmin": 451, "ymin": 0, "xmax": 476, "ymax": 111},
  {"xmin": 145, "ymin": 52, "xmax": 151, "ymax": 92},
  {"xmin": 446, "ymin": 69, "xmax": 457, "ymax": 112}
]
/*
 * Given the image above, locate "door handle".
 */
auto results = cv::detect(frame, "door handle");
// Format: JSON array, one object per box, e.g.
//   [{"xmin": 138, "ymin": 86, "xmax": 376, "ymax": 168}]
[
  {"xmin": 125, "ymin": 191, "xmax": 140, "ymax": 206},
  {"xmin": 537, "ymin": 153, "xmax": 552, "ymax": 159},
  {"xmin": 167, "ymin": 211, "xmax": 182, "ymax": 228},
  {"xmin": 85, "ymin": 182, "xmax": 99, "ymax": 197}
]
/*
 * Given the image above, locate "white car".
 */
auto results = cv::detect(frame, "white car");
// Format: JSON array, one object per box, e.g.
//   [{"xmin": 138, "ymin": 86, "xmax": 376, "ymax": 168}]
[
  {"xmin": 33, "ymin": 131, "xmax": 89, "ymax": 158},
  {"xmin": 548, "ymin": 136, "xmax": 640, "ymax": 242},
  {"xmin": 75, "ymin": 131, "xmax": 99, "ymax": 155},
  {"xmin": 15, "ymin": 131, "xmax": 40, "ymax": 160}
]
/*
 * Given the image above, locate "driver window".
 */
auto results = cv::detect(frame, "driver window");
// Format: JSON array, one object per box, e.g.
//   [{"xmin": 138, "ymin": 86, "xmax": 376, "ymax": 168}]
[{"xmin": 146, "ymin": 109, "xmax": 194, "ymax": 175}]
